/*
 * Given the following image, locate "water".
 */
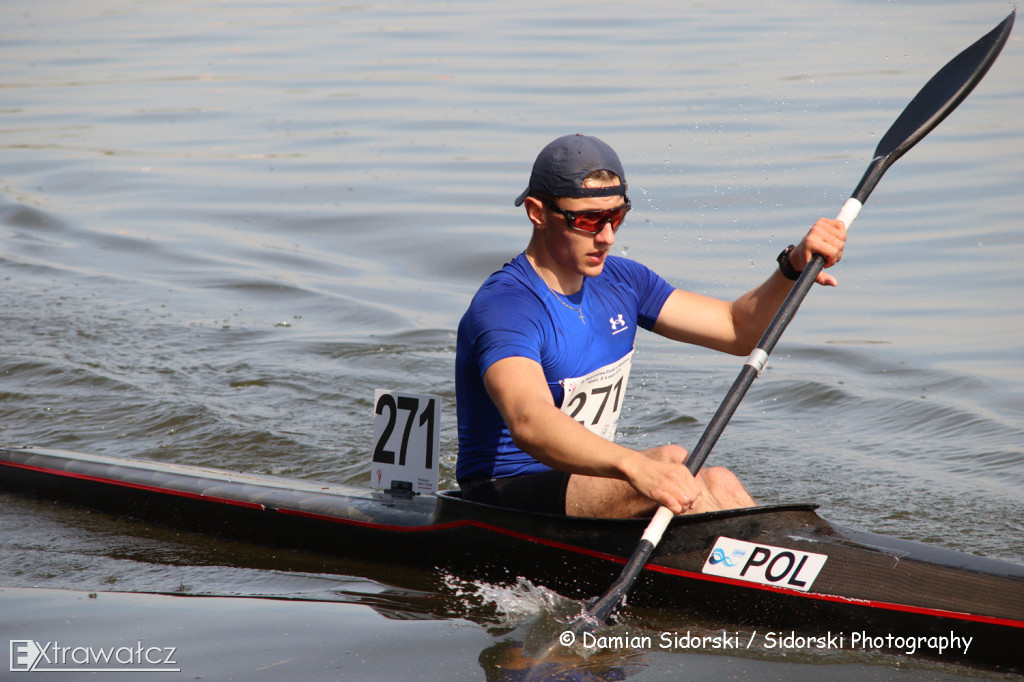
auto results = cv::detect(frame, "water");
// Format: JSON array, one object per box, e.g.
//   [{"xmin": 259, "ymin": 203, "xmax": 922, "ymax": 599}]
[{"xmin": 1, "ymin": 0, "xmax": 1022, "ymax": 679}]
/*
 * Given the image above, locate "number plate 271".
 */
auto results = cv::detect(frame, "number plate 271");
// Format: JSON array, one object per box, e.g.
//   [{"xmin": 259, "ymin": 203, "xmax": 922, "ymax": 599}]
[{"xmin": 371, "ymin": 390, "xmax": 441, "ymax": 494}]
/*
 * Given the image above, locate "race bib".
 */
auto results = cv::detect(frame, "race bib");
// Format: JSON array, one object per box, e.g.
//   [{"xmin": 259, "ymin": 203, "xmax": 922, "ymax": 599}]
[{"xmin": 560, "ymin": 350, "xmax": 634, "ymax": 441}]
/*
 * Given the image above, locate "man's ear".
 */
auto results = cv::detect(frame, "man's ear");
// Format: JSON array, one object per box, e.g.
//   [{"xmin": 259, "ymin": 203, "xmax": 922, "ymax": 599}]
[{"xmin": 524, "ymin": 196, "xmax": 546, "ymax": 229}]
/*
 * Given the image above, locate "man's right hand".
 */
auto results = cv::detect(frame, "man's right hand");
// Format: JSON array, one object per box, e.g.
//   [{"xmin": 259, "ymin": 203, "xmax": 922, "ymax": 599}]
[{"xmin": 622, "ymin": 445, "xmax": 703, "ymax": 514}]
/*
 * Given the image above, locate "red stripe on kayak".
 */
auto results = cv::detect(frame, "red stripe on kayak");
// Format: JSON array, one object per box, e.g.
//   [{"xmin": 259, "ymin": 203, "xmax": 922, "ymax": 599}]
[
  {"xmin": 5, "ymin": 456, "xmax": 1023, "ymax": 630},
  {"xmin": 642, "ymin": 560, "xmax": 1024, "ymax": 630},
  {"xmin": 4, "ymin": 458, "xmax": 619, "ymax": 563},
  {"xmin": 276, "ymin": 507, "xmax": 629, "ymax": 564},
  {"xmin": 280, "ymin": 506, "xmax": 1024, "ymax": 629},
  {"xmin": 3, "ymin": 456, "xmax": 628, "ymax": 564},
  {"xmin": 1, "ymin": 459, "xmax": 267, "ymax": 511}
]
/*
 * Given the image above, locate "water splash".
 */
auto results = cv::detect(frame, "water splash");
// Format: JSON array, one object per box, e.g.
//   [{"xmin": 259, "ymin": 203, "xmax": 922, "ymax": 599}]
[{"xmin": 442, "ymin": 574, "xmax": 579, "ymax": 626}]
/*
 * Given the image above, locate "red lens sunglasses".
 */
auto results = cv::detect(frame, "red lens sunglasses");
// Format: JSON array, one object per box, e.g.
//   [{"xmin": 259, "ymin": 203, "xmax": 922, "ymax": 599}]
[{"xmin": 542, "ymin": 197, "xmax": 631, "ymax": 234}]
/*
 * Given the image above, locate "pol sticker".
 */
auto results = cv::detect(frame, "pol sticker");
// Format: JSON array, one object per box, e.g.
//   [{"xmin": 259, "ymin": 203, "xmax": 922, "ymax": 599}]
[{"xmin": 702, "ymin": 537, "xmax": 827, "ymax": 592}]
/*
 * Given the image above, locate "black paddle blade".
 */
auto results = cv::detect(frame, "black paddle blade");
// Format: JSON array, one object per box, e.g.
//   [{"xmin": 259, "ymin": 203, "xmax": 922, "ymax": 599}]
[
  {"xmin": 852, "ymin": 10, "xmax": 1015, "ymax": 203},
  {"xmin": 573, "ymin": 539, "xmax": 656, "ymax": 630}
]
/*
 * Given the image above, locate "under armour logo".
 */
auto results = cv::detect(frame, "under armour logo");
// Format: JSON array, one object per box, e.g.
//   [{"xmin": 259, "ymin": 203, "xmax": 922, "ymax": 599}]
[{"xmin": 609, "ymin": 314, "xmax": 628, "ymax": 334}]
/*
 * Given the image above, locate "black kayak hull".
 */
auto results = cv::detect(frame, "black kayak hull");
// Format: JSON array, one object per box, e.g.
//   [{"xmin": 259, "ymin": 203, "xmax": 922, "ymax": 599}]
[{"xmin": 2, "ymin": 446, "xmax": 1022, "ymax": 672}]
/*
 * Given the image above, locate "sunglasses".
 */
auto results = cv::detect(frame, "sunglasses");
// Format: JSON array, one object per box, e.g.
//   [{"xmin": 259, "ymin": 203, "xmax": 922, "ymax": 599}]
[{"xmin": 542, "ymin": 197, "xmax": 631, "ymax": 234}]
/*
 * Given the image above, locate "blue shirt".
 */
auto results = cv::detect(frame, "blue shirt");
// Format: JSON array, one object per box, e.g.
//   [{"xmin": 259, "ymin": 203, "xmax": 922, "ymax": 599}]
[{"xmin": 455, "ymin": 253, "xmax": 674, "ymax": 481}]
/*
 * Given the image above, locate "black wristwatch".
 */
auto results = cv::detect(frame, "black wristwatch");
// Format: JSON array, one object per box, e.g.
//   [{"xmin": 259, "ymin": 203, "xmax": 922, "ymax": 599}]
[{"xmin": 777, "ymin": 244, "xmax": 801, "ymax": 281}]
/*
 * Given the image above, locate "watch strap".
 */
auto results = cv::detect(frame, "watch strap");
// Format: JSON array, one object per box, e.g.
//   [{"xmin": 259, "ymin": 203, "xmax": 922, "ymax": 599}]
[{"xmin": 777, "ymin": 244, "xmax": 801, "ymax": 281}]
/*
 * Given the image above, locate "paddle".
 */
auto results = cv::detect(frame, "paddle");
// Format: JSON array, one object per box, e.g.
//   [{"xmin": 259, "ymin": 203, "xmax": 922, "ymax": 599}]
[{"xmin": 573, "ymin": 10, "xmax": 1016, "ymax": 632}]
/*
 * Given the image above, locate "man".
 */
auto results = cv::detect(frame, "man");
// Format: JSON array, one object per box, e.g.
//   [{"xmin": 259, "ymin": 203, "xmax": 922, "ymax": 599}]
[{"xmin": 455, "ymin": 134, "xmax": 846, "ymax": 518}]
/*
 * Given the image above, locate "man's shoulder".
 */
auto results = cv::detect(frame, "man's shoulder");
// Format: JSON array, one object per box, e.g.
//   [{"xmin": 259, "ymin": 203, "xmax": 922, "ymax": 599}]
[
  {"xmin": 595, "ymin": 255, "xmax": 674, "ymax": 326},
  {"xmin": 463, "ymin": 255, "xmax": 544, "ymax": 326},
  {"xmin": 473, "ymin": 255, "xmax": 535, "ymax": 299},
  {"xmin": 599, "ymin": 254, "xmax": 658, "ymax": 284}
]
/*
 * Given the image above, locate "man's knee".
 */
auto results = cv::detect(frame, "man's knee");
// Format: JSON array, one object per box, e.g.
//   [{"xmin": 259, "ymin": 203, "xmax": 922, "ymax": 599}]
[
  {"xmin": 702, "ymin": 465, "xmax": 737, "ymax": 488},
  {"xmin": 700, "ymin": 466, "xmax": 754, "ymax": 506},
  {"xmin": 643, "ymin": 444, "xmax": 689, "ymax": 465}
]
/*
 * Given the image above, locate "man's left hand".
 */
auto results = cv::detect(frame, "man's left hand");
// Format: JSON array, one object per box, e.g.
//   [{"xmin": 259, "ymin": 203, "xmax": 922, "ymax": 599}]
[{"xmin": 792, "ymin": 218, "xmax": 848, "ymax": 286}]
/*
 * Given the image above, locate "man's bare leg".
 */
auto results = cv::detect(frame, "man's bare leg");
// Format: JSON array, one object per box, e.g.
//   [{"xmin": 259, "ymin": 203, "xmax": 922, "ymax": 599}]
[{"xmin": 564, "ymin": 448, "xmax": 755, "ymax": 518}]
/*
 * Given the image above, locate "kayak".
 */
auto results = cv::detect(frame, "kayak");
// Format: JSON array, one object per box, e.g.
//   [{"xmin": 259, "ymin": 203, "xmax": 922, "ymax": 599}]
[{"xmin": 1, "ymin": 445, "xmax": 1022, "ymax": 673}]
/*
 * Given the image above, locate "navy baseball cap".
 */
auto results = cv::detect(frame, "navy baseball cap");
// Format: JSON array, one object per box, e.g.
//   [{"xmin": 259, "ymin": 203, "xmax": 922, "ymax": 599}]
[{"xmin": 514, "ymin": 134, "xmax": 627, "ymax": 206}]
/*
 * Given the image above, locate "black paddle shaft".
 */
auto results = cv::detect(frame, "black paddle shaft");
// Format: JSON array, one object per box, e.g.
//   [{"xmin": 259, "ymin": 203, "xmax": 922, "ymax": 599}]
[
  {"xmin": 684, "ymin": 9, "xmax": 1015, "ymax": 478},
  {"xmin": 578, "ymin": 11, "xmax": 1015, "ymax": 630}
]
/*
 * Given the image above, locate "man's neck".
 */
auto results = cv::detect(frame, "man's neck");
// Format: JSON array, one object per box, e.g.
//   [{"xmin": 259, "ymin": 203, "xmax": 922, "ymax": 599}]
[{"xmin": 524, "ymin": 243, "xmax": 584, "ymax": 295}]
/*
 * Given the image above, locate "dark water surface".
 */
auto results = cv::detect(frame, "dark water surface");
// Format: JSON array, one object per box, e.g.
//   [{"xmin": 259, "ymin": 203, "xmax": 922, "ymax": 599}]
[{"xmin": 2, "ymin": 0, "xmax": 1022, "ymax": 679}]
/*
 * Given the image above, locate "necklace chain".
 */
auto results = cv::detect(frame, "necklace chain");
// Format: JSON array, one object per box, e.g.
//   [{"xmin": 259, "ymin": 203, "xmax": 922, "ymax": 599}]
[{"xmin": 526, "ymin": 254, "xmax": 585, "ymax": 324}]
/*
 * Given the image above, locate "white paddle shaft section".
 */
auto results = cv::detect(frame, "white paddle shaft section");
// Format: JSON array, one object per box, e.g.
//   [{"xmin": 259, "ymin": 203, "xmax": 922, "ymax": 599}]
[
  {"xmin": 641, "ymin": 505, "xmax": 675, "ymax": 544},
  {"xmin": 836, "ymin": 197, "xmax": 863, "ymax": 230},
  {"xmin": 744, "ymin": 348, "xmax": 769, "ymax": 374}
]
